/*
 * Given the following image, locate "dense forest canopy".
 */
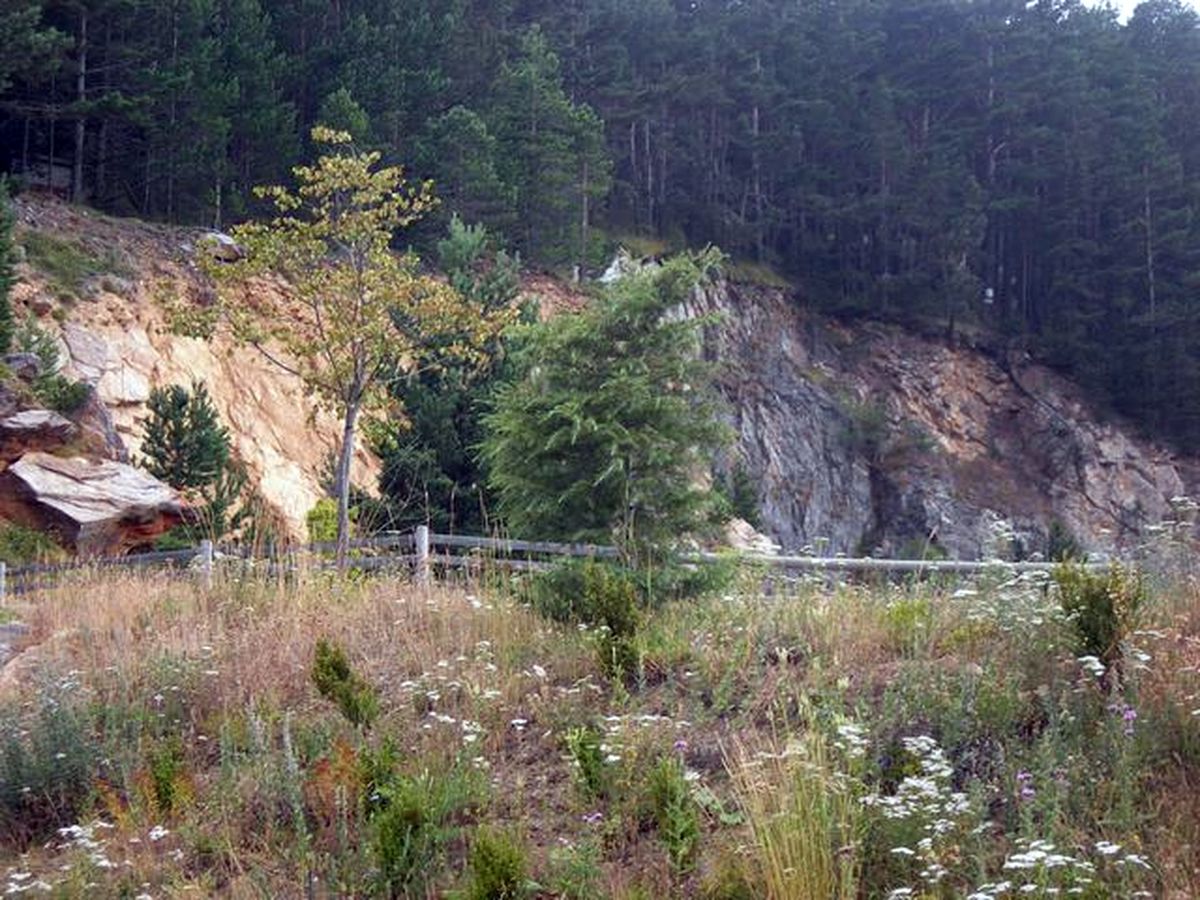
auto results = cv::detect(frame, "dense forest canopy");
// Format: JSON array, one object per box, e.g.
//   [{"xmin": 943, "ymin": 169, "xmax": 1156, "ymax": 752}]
[{"xmin": 2, "ymin": 0, "xmax": 1200, "ymax": 447}]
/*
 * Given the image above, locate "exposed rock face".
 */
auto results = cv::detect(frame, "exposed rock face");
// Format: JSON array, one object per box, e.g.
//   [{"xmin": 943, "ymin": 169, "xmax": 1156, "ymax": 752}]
[
  {"xmin": 692, "ymin": 281, "xmax": 1196, "ymax": 559},
  {"xmin": 12, "ymin": 198, "xmax": 380, "ymax": 540},
  {"xmin": 0, "ymin": 452, "xmax": 185, "ymax": 555},
  {"xmin": 0, "ymin": 410, "xmax": 77, "ymax": 462}
]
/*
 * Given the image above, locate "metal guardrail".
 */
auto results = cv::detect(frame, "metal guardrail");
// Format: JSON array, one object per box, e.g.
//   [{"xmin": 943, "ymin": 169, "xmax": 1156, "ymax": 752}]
[{"xmin": 0, "ymin": 525, "xmax": 1102, "ymax": 601}]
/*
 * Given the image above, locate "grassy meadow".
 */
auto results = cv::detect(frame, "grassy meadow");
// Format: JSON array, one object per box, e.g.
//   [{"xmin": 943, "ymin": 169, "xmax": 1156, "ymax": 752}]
[{"xmin": 0, "ymin": 558, "xmax": 1198, "ymax": 898}]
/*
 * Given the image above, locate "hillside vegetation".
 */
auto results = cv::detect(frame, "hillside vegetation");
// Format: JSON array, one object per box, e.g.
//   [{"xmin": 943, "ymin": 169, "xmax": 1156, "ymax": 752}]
[
  {"xmin": 1, "ymin": 554, "xmax": 1198, "ymax": 897},
  {"xmin": 5, "ymin": 0, "xmax": 1200, "ymax": 446}
]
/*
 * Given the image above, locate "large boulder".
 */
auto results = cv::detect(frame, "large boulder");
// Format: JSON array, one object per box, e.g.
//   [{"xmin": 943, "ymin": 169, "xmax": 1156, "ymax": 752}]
[
  {"xmin": 0, "ymin": 410, "xmax": 77, "ymax": 463},
  {"xmin": 0, "ymin": 452, "xmax": 185, "ymax": 555}
]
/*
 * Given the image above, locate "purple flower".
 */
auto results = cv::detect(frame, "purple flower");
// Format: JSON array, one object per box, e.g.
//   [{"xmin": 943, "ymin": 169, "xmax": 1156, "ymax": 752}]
[
  {"xmin": 1016, "ymin": 770, "xmax": 1035, "ymax": 800},
  {"xmin": 1122, "ymin": 705, "xmax": 1138, "ymax": 736},
  {"xmin": 673, "ymin": 739, "xmax": 689, "ymax": 754}
]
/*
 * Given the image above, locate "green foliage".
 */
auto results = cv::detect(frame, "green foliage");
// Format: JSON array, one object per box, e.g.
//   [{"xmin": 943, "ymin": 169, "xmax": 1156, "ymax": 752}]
[
  {"xmin": 307, "ymin": 497, "xmax": 356, "ymax": 545},
  {"xmin": 369, "ymin": 765, "xmax": 483, "ymax": 898},
  {"xmin": 465, "ymin": 828, "xmax": 530, "ymax": 900},
  {"xmin": 0, "ymin": 518, "xmax": 65, "ymax": 563},
  {"xmin": 882, "ymin": 597, "xmax": 935, "ymax": 658},
  {"xmin": 531, "ymin": 559, "xmax": 642, "ymax": 678},
  {"xmin": 147, "ymin": 737, "xmax": 189, "ymax": 815},
  {"xmin": 0, "ymin": 692, "xmax": 96, "ymax": 849},
  {"xmin": 564, "ymin": 725, "xmax": 611, "ymax": 801},
  {"xmin": 1048, "ymin": 521, "xmax": 1085, "ymax": 563},
  {"xmin": 0, "ymin": 179, "xmax": 15, "ymax": 355},
  {"xmin": 311, "ymin": 638, "xmax": 379, "ymax": 729},
  {"xmin": 141, "ymin": 382, "xmax": 230, "ymax": 491},
  {"xmin": 1055, "ymin": 563, "xmax": 1146, "ymax": 678},
  {"xmin": 19, "ymin": 230, "xmax": 129, "ymax": 302},
  {"xmin": 484, "ymin": 250, "xmax": 730, "ymax": 560},
  {"xmin": 376, "ymin": 217, "xmax": 520, "ymax": 534},
  {"xmin": 645, "ymin": 756, "xmax": 700, "ymax": 874},
  {"xmin": 841, "ymin": 398, "xmax": 891, "ymax": 463},
  {"xmin": 719, "ymin": 463, "xmax": 761, "ymax": 528},
  {"xmin": 12, "ymin": 316, "xmax": 89, "ymax": 414}
]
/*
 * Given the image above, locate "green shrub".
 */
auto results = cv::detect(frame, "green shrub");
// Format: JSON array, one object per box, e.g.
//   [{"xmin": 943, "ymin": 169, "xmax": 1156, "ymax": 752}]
[
  {"xmin": 311, "ymin": 638, "xmax": 379, "ymax": 729},
  {"xmin": 307, "ymin": 497, "xmax": 358, "ymax": 544},
  {"xmin": 0, "ymin": 691, "xmax": 97, "ymax": 848},
  {"xmin": 465, "ymin": 827, "xmax": 530, "ymax": 900},
  {"xmin": 0, "ymin": 519, "xmax": 66, "ymax": 563},
  {"xmin": 1054, "ymin": 563, "xmax": 1145, "ymax": 682},
  {"xmin": 882, "ymin": 597, "xmax": 934, "ymax": 657},
  {"xmin": 564, "ymin": 725, "xmax": 612, "ymax": 801},
  {"xmin": 147, "ymin": 736, "xmax": 190, "ymax": 814},
  {"xmin": 13, "ymin": 315, "xmax": 90, "ymax": 414},
  {"xmin": 370, "ymin": 766, "xmax": 482, "ymax": 897},
  {"xmin": 645, "ymin": 756, "xmax": 699, "ymax": 873}
]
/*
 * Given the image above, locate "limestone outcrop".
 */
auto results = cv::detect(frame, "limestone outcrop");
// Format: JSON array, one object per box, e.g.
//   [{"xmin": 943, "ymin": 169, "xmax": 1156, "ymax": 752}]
[{"xmin": 11, "ymin": 197, "xmax": 380, "ymax": 540}]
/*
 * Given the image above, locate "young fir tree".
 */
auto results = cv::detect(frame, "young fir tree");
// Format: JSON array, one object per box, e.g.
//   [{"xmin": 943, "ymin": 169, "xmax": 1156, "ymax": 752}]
[
  {"xmin": 483, "ymin": 249, "xmax": 729, "ymax": 564},
  {"xmin": 141, "ymin": 382, "xmax": 231, "ymax": 491}
]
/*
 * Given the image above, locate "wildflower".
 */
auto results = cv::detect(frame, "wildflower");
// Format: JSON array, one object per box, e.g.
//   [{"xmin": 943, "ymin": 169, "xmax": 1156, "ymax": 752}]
[
  {"xmin": 1122, "ymin": 705, "xmax": 1138, "ymax": 736},
  {"xmin": 673, "ymin": 738, "xmax": 688, "ymax": 754},
  {"xmin": 1016, "ymin": 770, "xmax": 1036, "ymax": 800},
  {"xmin": 148, "ymin": 825, "xmax": 169, "ymax": 842},
  {"xmin": 582, "ymin": 811, "xmax": 603, "ymax": 824}
]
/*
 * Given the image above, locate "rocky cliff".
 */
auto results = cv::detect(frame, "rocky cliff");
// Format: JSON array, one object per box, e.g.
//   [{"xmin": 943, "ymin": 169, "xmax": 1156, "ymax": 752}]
[
  {"xmin": 692, "ymin": 280, "xmax": 1198, "ymax": 559},
  {"xmin": 9, "ymin": 198, "xmax": 379, "ymax": 540}
]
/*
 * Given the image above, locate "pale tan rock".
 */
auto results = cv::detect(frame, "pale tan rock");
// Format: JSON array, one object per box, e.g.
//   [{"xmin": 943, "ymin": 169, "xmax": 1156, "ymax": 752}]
[{"xmin": 0, "ymin": 452, "xmax": 185, "ymax": 555}]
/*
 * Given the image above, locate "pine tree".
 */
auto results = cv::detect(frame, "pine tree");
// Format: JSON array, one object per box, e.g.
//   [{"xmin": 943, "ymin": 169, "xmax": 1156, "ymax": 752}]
[{"xmin": 140, "ymin": 382, "xmax": 231, "ymax": 491}]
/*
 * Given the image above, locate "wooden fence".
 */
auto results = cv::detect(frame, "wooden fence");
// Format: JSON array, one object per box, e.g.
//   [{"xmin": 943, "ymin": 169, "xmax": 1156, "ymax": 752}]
[{"xmin": 0, "ymin": 525, "xmax": 1102, "ymax": 602}]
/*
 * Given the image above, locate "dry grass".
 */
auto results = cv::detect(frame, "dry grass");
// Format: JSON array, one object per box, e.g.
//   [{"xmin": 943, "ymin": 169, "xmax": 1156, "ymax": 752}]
[{"xmin": 0, "ymin": 565, "xmax": 1197, "ymax": 897}]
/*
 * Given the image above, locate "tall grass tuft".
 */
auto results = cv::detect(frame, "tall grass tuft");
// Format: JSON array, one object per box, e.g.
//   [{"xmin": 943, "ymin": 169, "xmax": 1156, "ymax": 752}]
[{"xmin": 727, "ymin": 731, "xmax": 860, "ymax": 900}]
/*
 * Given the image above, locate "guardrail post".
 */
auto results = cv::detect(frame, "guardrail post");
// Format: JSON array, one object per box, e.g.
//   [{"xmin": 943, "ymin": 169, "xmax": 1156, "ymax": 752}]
[
  {"xmin": 199, "ymin": 540, "xmax": 214, "ymax": 590},
  {"xmin": 415, "ymin": 525, "xmax": 430, "ymax": 588},
  {"xmin": 0, "ymin": 561, "xmax": 6, "ymax": 604}
]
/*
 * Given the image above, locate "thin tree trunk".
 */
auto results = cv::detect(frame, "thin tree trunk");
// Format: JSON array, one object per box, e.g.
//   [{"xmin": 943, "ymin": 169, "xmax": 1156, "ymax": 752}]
[
  {"xmin": 334, "ymin": 397, "xmax": 361, "ymax": 570},
  {"xmin": 73, "ymin": 7, "xmax": 87, "ymax": 204}
]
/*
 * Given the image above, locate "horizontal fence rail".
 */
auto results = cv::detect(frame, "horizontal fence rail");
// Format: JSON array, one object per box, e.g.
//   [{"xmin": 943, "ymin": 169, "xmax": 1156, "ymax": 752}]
[{"xmin": 0, "ymin": 525, "xmax": 1108, "ymax": 600}]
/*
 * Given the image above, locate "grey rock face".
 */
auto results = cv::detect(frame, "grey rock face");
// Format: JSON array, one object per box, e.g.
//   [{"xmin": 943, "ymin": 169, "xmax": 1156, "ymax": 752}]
[{"xmin": 692, "ymin": 281, "xmax": 1194, "ymax": 559}]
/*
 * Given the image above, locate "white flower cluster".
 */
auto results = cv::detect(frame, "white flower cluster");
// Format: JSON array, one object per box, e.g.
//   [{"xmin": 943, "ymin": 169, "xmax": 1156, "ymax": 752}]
[
  {"xmin": 964, "ymin": 838, "xmax": 1153, "ymax": 898},
  {"xmin": 864, "ymin": 736, "xmax": 977, "ymax": 893}
]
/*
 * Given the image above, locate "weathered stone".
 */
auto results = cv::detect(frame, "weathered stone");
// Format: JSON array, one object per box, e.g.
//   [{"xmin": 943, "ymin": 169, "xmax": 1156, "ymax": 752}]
[
  {"xmin": 70, "ymin": 386, "xmax": 128, "ymax": 463},
  {"xmin": 690, "ymin": 280, "xmax": 1196, "ymax": 559},
  {"xmin": 0, "ymin": 410, "xmax": 77, "ymax": 462},
  {"xmin": 198, "ymin": 231, "xmax": 243, "ymax": 262},
  {"xmin": 0, "ymin": 452, "xmax": 185, "ymax": 556}
]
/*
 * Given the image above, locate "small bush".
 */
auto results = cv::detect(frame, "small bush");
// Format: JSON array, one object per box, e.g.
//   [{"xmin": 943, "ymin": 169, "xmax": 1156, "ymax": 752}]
[
  {"xmin": 1055, "ymin": 563, "xmax": 1145, "ymax": 682},
  {"xmin": 370, "ymin": 766, "xmax": 482, "ymax": 897},
  {"xmin": 0, "ymin": 518, "xmax": 66, "ymax": 563},
  {"xmin": 645, "ymin": 756, "xmax": 699, "ymax": 873},
  {"xmin": 13, "ymin": 315, "xmax": 90, "ymax": 414},
  {"xmin": 312, "ymin": 638, "xmax": 379, "ymax": 728},
  {"xmin": 0, "ymin": 692, "xmax": 97, "ymax": 848},
  {"xmin": 565, "ymin": 725, "xmax": 611, "ymax": 801},
  {"xmin": 145, "ymin": 736, "xmax": 192, "ymax": 815},
  {"xmin": 882, "ymin": 597, "xmax": 934, "ymax": 657},
  {"xmin": 465, "ymin": 827, "xmax": 530, "ymax": 900}
]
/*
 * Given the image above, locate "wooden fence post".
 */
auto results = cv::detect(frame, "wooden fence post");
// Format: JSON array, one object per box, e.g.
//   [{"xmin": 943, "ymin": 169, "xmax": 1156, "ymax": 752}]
[
  {"xmin": 199, "ymin": 540, "xmax": 214, "ymax": 590},
  {"xmin": 415, "ymin": 525, "xmax": 430, "ymax": 588}
]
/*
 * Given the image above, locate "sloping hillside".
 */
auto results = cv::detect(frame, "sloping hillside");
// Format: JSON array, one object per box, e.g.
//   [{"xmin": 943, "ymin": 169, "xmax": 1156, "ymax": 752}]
[{"xmin": 9, "ymin": 197, "xmax": 379, "ymax": 539}]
